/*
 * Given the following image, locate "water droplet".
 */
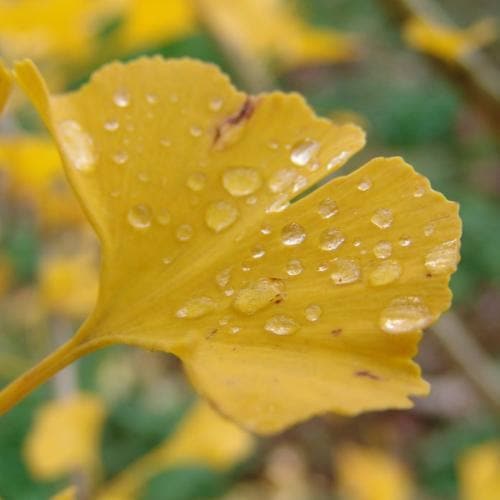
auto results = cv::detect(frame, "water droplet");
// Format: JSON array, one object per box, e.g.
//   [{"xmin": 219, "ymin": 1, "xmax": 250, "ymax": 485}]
[
  {"xmin": 160, "ymin": 138, "xmax": 171, "ymax": 147},
  {"xmin": 266, "ymin": 194, "xmax": 289, "ymax": 213},
  {"xmin": 305, "ymin": 304, "xmax": 322, "ymax": 322},
  {"xmin": 424, "ymin": 223, "xmax": 435, "ymax": 237},
  {"xmin": 268, "ymin": 168, "xmax": 297, "ymax": 193},
  {"xmin": 292, "ymin": 175, "xmax": 307, "ymax": 193},
  {"xmin": 156, "ymin": 208, "xmax": 171, "ymax": 225},
  {"xmin": 373, "ymin": 241, "xmax": 392, "ymax": 259},
  {"xmin": 175, "ymin": 297, "xmax": 216, "ymax": 319},
  {"xmin": 222, "ymin": 167, "xmax": 262, "ymax": 196},
  {"xmin": 260, "ymin": 224, "xmax": 272, "ymax": 235},
  {"xmin": 190, "ymin": 125, "xmax": 202, "ymax": 137},
  {"xmin": 58, "ymin": 120, "xmax": 96, "ymax": 172},
  {"xmin": 268, "ymin": 141, "xmax": 279, "ymax": 150},
  {"xmin": 308, "ymin": 161, "xmax": 320, "ymax": 172},
  {"xmin": 317, "ymin": 263, "xmax": 329, "ymax": 272},
  {"xmin": 233, "ymin": 278, "xmax": 285, "ymax": 314},
  {"xmin": 371, "ymin": 208, "xmax": 393, "ymax": 229},
  {"xmin": 353, "ymin": 239, "xmax": 362, "ymax": 247},
  {"xmin": 264, "ymin": 315, "xmax": 299, "ymax": 335},
  {"xmin": 290, "ymin": 138, "xmax": 319, "ymax": 166},
  {"xmin": 380, "ymin": 296, "xmax": 433, "ymax": 334},
  {"xmin": 425, "ymin": 240, "xmax": 459, "ymax": 274},
  {"xmin": 146, "ymin": 93, "xmax": 158, "ymax": 104},
  {"xmin": 369, "ymin": 260, "xmax": 402, "ymax": 286},
  {"xmin": 138, "ymin": 172, "xmax": 150, "ymax": 182},
  {"xmin": 113, "ymin": 90, "xmax": 130, "ymax": 108},
  {"xmin": 319, "ymin": 228, "xmax": 345, "ymax": 251},
  {"xmin": 330, "ymin": 258, "xmax": 361, "ymax": 285},
  {"xmin": 414, "ymin": 185, "xmax": 426, "ymax": 197},
  {"xmin": 209, "ymin": 97, "xmax": 223, "ymax": 111},
  {"xmin": 104, "ymin": 119, "xmax": 119, "ymax": 132},
  {"xmin": 399, "ymin": 236, "xmax": 412, "ymax": 247},
  {"xmin": 326, "ymin": 151, "xmax": 349, "ymax": 170},
  {"xmin": 251, "ymin": 245, "xmax": 266, "ymax": 259},
  {"xmin": 358, "ymin": 177, "xmax": 372, "ymax": 191},
  {"xmin": 281, "ymin": 223, "xmax": 306, "ymax": 246},
  {"xmin": 162, "ymin": 256, "xmax": 172, "ymax": 265},
  {"xmin": 286, "ymin": 259, "xmax": 303, "ymax": 276},
  {"xmin": 245, "ymin": 196, "xmax": 257, "ymax": 205},
  {"xmin": 318, "ymin": 198, "xmax": 338, "ymax": 219},
  {"xmin": 205, "ymin": 201, "xmax": 239, "ymax": 232},
  {"xmin": 241, "ymin": 261, "xmax": 252, "ymax": 272},
  {"xmin": 112, "ymin": 151, "xmax": 128, "ymax": 165},
  {"xmin": 186, "ymin": 172, "xmax": 207, "ymax": 192},
  {"xmin": 215, "ymin": 268, "xmax": 232, "ymax": 288},
  {"xmin": 176, "ymin": 224, "xmax": 193, "ymax": 241},
  {"xmin": 127, "ymin": 204, "xmax": 152, "ymax": 229}
]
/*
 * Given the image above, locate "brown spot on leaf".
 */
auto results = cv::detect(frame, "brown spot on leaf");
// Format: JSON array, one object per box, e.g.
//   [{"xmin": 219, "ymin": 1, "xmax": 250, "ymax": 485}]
[
  {"xmin": 331, "ymin": 328, "xmax": 343, "ymax": 336},
  {"xmin": 355, "ymin": 370, "xmax": 380, "ymax": 380},
  {"xmin": 213, "ymin": 97, "xmax": 256, "ymax": 150}
]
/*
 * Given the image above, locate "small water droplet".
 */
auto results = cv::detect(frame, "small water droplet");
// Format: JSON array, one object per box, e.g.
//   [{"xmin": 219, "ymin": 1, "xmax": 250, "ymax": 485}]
[
  {"xmin": 425, "ymin": 240, "xmax": 459, "ymax": 274},
  {"xmin": 104, "ymin": 119, "xmax": 119, "ymax": 132},
  {"xmin": 399, "ymin": 236, "xmax": 412, "ymax": 247},
  {"xmin": 113, "ymin": 90, "xmax": 130, "ymax": 108},
  {"xmin": 373, "ymin": 241, "xmax": 392, "ymax": 259},
  {"xmin": 146, "ymin": 93, "xmax": 158, "ymax": 104},
  {"xmin": 186, "ymin": 172, "xmax": 207, "ymax": 192},
  {"xmin": 160, "ymin": 138, "xmax": 171, "ymax": 147},
  {"xmin": 260, "ymin": 224, "xmax": 272, "ymax": 235},
  {"xmin": 268, "ymin": 141, "xmax": 279, "ymax": 150},
  {"xmin": 58, "ymin": 120, "xmax": 96, "ymax": 173},
  {"xmin": 290, "ymin": 139, "xmax": 319, "ymax": 166},
  {"xmin": 209, "ymin": 97, "xmax": 223, "ymax": 111},
  {"xmin": 223, "ymin": 167, "xmax": 262, "ymax": 196},
  {"xmin": 268, "ymin": 168, "xmax": 297, "ymax": 193},
  {"xmin": 128, "ymin": 204, "xmax": 152, "ymax": 229},
  {"xmin": 190, "ymin": 125, "xmax": 202, "ymax": 137},
  {"xmin": 233, "ymin": 278, "xmax": 285, "ymax": 314},
  {"xmin": 112, "ymin": 151, "xmax": 128, "ymax": 165},
  {"xmin": 371, "ymin": 208, "xmax": 393, "ymax": 229},
  {"xmin": 176, "ymin": 297, "xmax": 216, "ymax": 319},
  {"xmin": 424, "ymin": 223, "xmax": 435, "ymax": 237},
  {"xmin": 162, "ymin": 256, "xmax": 173, "ymax": 265},
  {"xmin": 319, "ymin": 228, "xmax": 345, "ymax": 251},
  {"xmin": 358, "ymin": 177, "xmax": 372, "ymax": 191},
  {"xmin": 330, "ymin": 258, "xmax": 360, "ymax": 285},
  {"xmin": 369, "ymin": 260, "xmax": 402, "ymax": 286},
  {"xmin": 176, "ymin": 224, "xmax": 193, "ymax": 241},
  {"xmin": 317, "ymin": 263, "xmax": 329, "ymax": 272},
  {"xmin": 215, "ymin": 268, "xmax": 232, "ymax": 288},
  {"xmin": 241, "ymin": 261, "xmax": 252, "ymax": 272},
  {"xmin": 305, "ymin": 304, "xmax": 322, "ymax": 322},
  {"xmin": 264, "ymin": 315, "xmax": 299, "ymax": 335},
  {"xmin": 266, "ymin": 194, "xmax": 289, "ymax": 213},
  {"xmin": 138, "ymin": 172, "xmax": 150, "ymax": 182},
  {"xmin": 281, "ymin": 223, "xmax": 306, "ymax": 246},
  {"xmin": 380, "ymin": 296, "xmax": 433, "ymax": 334},
  {"xmin": 246, "ymin": 195, "xmax": 258, "ymax": 205},
  {"xmin": 308, "ymin": 161, "xmax": 320, "ymax": 172},
  {"xmin": 251, "ymin": 245, "xmax": 266, "ymax": 259},
  {"xmin": 414, "ymin": 185, "xmax": 426, "ymax": 197},
  {"xmin": 318, "ymin": 198, "xmax": 338, "ymax": 219},
  {"xmin": 286, "ymin": 259, "xmax": 303, "ymax": 276},
  {"xmin": 353, "ymin": 239, "xmax": 362, "ymax": 247},
  {"xmin": 205, "ymin": 201, "xmax": 239, "ymax": 233},
  {"xmin": 156, "ymin": 208, "xmax": 171, "ymax": 225},
  {"xmin": 326, "ymin": 151, "xmax": 349, "ymax": 170}
]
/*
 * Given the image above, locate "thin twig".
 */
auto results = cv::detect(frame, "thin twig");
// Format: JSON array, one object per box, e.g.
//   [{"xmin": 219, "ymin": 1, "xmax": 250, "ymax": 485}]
[{"xmin": 431, "ymin": 312, "xmax": 500, "ymax": 415}]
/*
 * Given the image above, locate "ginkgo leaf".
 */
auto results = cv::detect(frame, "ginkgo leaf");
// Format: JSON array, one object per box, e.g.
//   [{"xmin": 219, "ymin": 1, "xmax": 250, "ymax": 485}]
[
  {"xmin": 97, "ymin": 400, "xmax": 254, "ymax": 500},
  {"xmin": 23, "ymin": 393, "xmax": 106, "ymax": 480},
  {"xmin": 0, "ymin": 60, "xmax": 12, "ymax": 112},
  {"xmin": 0, "ymin": 57, "xmax": 461, "ymax": 434}
]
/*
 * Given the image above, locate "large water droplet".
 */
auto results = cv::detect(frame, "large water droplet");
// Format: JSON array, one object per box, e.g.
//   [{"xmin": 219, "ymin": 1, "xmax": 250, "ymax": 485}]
[
  {"xmin": 286, "ymin": 259, "xmax": 303, "ymax": 276},
  {"xmin": 233, "ymin": 278, "xmax": 285, "ymax": 314},
  {"xmin": 319, "ymin": 228, "xmax": 345, "ymax": 251},
  {"xmin": 371, "ymin": 208, "xmax": 393, "ymax": 229},
  {"xmin": 369, "ymin": 260, "xmax": 402, "ymax": 286},
  {"xmin": 58, "ymin": 120, "xmax": 96, "ymax": 172},
  {"xmin": 268, "ymin": 168, "xmax": 297, "ymax": 193},
  {"xmin": 290, "ymin": 139, "xmax": 319, "ymax": 166},
  {"xmin": 281, "ymin": 223, "xmax": 306, "ymax": 246},
  {"xmin": 128, "ymin": 204, "xmax": 152, "ymax": 229},
  {"xmin": 326, "ymin": 151, "xmax": 349, "ymax": 170},
  {"xmin": 186, "ymin": 172, "xmax": 207, "ymax": 192},
  {"xmin": 318, "ymin": 198, "xmax": 338, "ymax": 219},
  {"xmin": 264, "ymin": 315, "xmax": 299, "ymax": 335},
  {"xmin": 425, "ymin": 240, "xmax": 459, "ymax": 274},
  {"xmin": 223, "ymin": 167, "xmax": 262, "ymax": 196},
  {"xmin": 380, "ymin": 296, "xmax": 433, "ymax": 334},
  {"xmin": 113, "ymin": 90, "xmax": 130, "ymax": 108},
  {"xmin": 373, "ymin": 241, "xmax": 392, "ymax": 259},
  {"xmin": 205, "ymin": 201, "xmax": 239, "ymax": 232},
  {"xmin": 330, "ymin": 258, "xmax": 360, "ymax": 285},
  {"xmin": 176, "ymin": 297, "xmax": 216, "ymax": 319},
  {"xmin": 304, "ymin": 304, "xmax": 322, "ymax": 322},
  {"xmin": 176, "ymin": 224, "xmax": 193, "ymax": 241}
]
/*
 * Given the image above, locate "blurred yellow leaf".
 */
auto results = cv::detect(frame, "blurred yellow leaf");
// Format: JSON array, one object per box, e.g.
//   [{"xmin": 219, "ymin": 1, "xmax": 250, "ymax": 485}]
[
  {"xmin": 0, "ymin": 60, "xmax": 12, "ymax": 112},
  {"xmin": 403, "ymin": 16, "xmax": 497, "ymax": 63},
  {"xmin": 0, "ymin": 57, "xmax": 460, "ymax": 434},
  {"xmin": 195, "ymin": 0, "xmax": 358, "ymax": 69},
  {"xmin": 98, "ymin": 400, "xmax": 254, "ymax": 499},
  {"xmin": 51, "ymin": 486, "xmax": 76, "ymax": 500},
  {"xmin": 23, "ymin": 393, "xmax": 106, "ymax": 480},
  {"xmin": 458, "ymin": 441, "xmax": 500, "ymax": 500},
  {"xmin": 335, "ymin": 444, "xmax": 414, "ymax": 500}
]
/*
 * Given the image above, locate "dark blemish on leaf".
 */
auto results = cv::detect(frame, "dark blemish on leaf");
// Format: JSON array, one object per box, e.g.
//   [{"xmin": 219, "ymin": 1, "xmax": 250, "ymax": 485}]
[
  {"xmin": 426, "ymin": 273, "xmax": 433, "ymax": 278},
  {"xmin": 213, "ymin": 97, "xmax": 256, "ymax": 145},
  {"xmin": 206, "ymin": 329, "xmax": 217, "ymax": 339},
  {"xmin": 355, "ymin": 370, "xmax": 381, "ymax": 380},
  {"xmin": 331, "ymin": 328, "xmax": 343, "ymax": 336}
]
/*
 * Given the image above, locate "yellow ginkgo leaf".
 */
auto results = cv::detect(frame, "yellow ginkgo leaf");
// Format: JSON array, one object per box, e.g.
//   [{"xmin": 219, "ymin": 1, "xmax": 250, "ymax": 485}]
[
  {"xmin": 0, "ymin": 60, "xmax": 12, "ymax": 112},
  {"xmin": 335, "ymin": 444, "xmax": 414, "ymax": 500},
  {"xmin": 97, "ymin": 400, "xmax": 254, "ymax": 500},
  {"xmin": 195, "ymin": 0, "xmax": 358, "ymax": 69},
  {"xmin": 403, "ymin": 16, "xmax": 497, "ymax": 63},
  {"xmin": 23, "ymin": 393, "xmax": 106, "ymax": 480},
  {"xmin": 458, "ymin": 441, "xmax": 500, "ymax": 500},
  {"xmin": 0, "ymin": 57, "xmax": 460, "ymax": 434}
]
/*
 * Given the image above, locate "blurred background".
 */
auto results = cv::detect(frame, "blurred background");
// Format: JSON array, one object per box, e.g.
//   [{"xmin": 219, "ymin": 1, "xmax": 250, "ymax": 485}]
[{"xmin": 0, "ymin": 0, "xmax": 499, "ymax": 499}]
